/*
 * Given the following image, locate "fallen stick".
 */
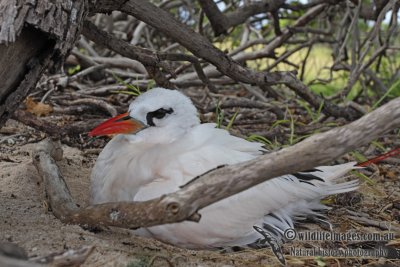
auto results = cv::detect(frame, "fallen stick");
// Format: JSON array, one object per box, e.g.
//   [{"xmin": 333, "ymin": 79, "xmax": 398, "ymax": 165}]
[
  {"xmin": 32, "ymin": 246, "xmax": 94, "ymax": 266},
  {"xmin": 346, "ymin": 210, "xmax": 400, "ymax": 233},
  {"xmin": 0, "ymin": 245, "xmax": 94, "ymax": 267},
  {"xmin": 32, "ymin": 97, "xmax": 400, "ymax": 229},
  {"xmin": 0, "ymin": 255, "xmax": 43, "ymax": 267}
]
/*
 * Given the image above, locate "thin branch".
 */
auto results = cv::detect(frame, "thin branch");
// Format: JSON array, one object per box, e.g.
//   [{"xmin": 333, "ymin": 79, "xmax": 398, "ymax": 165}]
[
  {"xmin": 91, "ymin": 0, "xmax": 360, "ymax": 120},
  {"xmin": 197, "ymin": 0, "xmax": 229, "ymax": 36},
  {"xmin": 12, "ymin": 110, "xmax": 102, "ymax": 137},
  {"xmin": 197, "ymin": 0, "xmax": 286, "ymax": 36},
  {"xmin": 93, "ymin": 0, "xmax": 292, "ymax": 85},
  {"xmin": 224, "ymin": 0, "xmax": 285, "ymax": 32},
  {"xmin": 83, "ymin": 20, "xmax": 217, "ymax": 91}
]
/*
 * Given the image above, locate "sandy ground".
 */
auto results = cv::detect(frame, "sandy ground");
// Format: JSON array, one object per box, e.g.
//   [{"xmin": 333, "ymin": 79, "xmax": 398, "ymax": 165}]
[
  {"xmin": 0, "ymin": 120, "xmax": 281, "ymax": 266},
  {"xmin": 1, "ymin": 119, "xmax": 399, "ymax": 266}
]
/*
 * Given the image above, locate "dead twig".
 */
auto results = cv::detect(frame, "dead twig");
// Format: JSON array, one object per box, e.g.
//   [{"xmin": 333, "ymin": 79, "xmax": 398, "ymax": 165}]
[
  {"xmin": 0, "ymin": 242, "xmax": 27, "ymax": 260},
  {"xmin": 32, "ymin": 246, "xmax": 94, "ymax": 266},
  {"xmin": 57, "ymin": 99, "xmax": 118, "ymax": 117},
  {"xmin": 346, "ymin": 210, "xmax": 400, "ymax": 233},
  {"xmin": 0, "ymin": 245, "xmax": 93, "ymax": 267},
  {"xmin": 0, "ymin": 255, "xmax": 43, "ymax": 267},
  {"xmin": 12, "ymin": 110, "xmax": 103, "ymax": 137}
]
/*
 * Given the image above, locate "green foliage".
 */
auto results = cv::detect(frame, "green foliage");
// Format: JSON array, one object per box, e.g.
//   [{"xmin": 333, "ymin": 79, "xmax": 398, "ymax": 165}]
[
  {"xmin": 350, "ymin": 151, "xmax": 368, "ymax": 163},
  {"xmin": 246, "ymin": 134, "xmax": 275, "ymax": 149},
  {"xmin": 215, "ymin": 101, "xmax": 239, "ymax": 131},
  {"xmin": 225, "ymin": 110, "xmax": 239, "ymax": 131},
  {"xmin": 288, "ymin": 108, "xmax": 295, "ymax": 145},
  {"xmin": 309, "ymin": 84, "xmax": 342, "ymax": 97},
  {"xmin": 271, "ymin": 119, "xmax": 290, "ymax": 128},
  {"xmin": 352, "ymin": 170, "xmax": 376, "ymax": 186},
  {"xmin": 111, "ymin": 72, "xmax": 141, "ymax": 96},
  {"xmin": 379, "ymin": 56, "xmax": 396, "ymax": 82},
  {"xmin": 372, "ymin": 79, "xmax": 400, "ymax": 109},
  {"xmin": 215, "ymin": 100, "xmax": 223, "ymax": 129},
  {"xmin": 245, "ymin": 43, "xmax": 399, "ymax": 100},
  {"xmin": 291, "ymin": 133, "xmax": 313, "ymax": 144},
  {"xmin": 345, "ymin": 83, "xmax": 363, "ymax": 101},
  {"xmin": 315, "ymin": 256, "xmax": 326, "ymax": 267},
  {"xmin": 67, "ymin": 64, "xmax": 81, "ymax": 75},
  {"xmin": 146, "ymin": 79, "xmax": 156, "ymax": 90},
  {"xmin": 296, "ymin": 99, "xmax": 324, "ymax": 123},
  {"xmin": 371, "ymin": 141, "xmax": 386, "ymax": 152}
]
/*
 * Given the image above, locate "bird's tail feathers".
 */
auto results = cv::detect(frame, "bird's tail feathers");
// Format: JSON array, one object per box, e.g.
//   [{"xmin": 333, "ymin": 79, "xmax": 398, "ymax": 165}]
[
  {"xmin": 254, "ymin": 178, "xmax": 358, "ymax": 246},
  {"xmin": 324, "ymin": 179, "xmax": 359, "ymax": 195},
  {"xmin": 309, "ymin": 162, "xmax": 360, "ymax": 183}
]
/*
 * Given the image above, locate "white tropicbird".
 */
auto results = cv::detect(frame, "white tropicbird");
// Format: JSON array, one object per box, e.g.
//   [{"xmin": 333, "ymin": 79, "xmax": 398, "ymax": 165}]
[{"xmin": 89, "ymin": 88, "xmax": 358, "ymax": 249}]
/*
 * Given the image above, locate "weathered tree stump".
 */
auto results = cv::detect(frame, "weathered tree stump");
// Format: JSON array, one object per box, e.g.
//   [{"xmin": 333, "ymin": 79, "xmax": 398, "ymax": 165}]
[{"xmin": 0, "ymin": 0, "xmax": 89, "ymax": 127}]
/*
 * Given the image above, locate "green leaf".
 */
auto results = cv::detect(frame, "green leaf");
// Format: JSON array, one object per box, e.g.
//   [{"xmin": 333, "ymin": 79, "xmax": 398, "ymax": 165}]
[
  {"xmin": 215, "ymin": 100, "xmax": 224, "ymax": 128},
  {"xmin": 352, "ymin": 170, "xmax": 376, "ymax": 186},
  {"xmin": 271, "ymin": 119, "xmax": 290, "ymax": 128},
  {"xmin": 288, "ymin": 109, "xmax": 295, "ymax": 145},
  {"xmin": 110, "ymin": 72, "xmax": 141, "ymax": 96},
  {"xmin": 147, "ymin": 80, "xmax": 156, "ymax": 90},
  {"xmin": 315, "ymin": 99, "xmax": 324, "ymax": 121},
  {"xmin": 67, "ymin": 64, "xmax": 81, "ymax": 75},
  {"xmin": 372, "ymin": 79, "xmax": 400, "ymax": 109},
  {"xmin": 315, "ymin": 256, "xmax": 326, "ymax": 267},
  {"xmin": 296, "ymin": 99, "xmax": 316, "ymax": 121},
  {"xmin": 292, "ymin": 133, "xmax": 313, "ymax": 143},
  {"xmin": 225, "ymin": 110, "xmax": 239, "ymax": 131},
  {"xmin": 246, "ymin": 134, "xmax": 273, "ymax": 146},
  {"xmin": 350, "ymin": 151, "xmax": 368, "ymax": 162},
  {"xmin": 111, "ymin": 90, "xmax": 140, "ymax": 95},
  {"xmin": 371, "ymin": 141, "xmax": 386, "ymax": 152}
]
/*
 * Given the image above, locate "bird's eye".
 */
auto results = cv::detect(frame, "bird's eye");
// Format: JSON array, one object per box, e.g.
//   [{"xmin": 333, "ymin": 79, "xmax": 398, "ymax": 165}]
[{"xmin": 146, "ymin": 108, "xmax": 174, "ymax": 126}]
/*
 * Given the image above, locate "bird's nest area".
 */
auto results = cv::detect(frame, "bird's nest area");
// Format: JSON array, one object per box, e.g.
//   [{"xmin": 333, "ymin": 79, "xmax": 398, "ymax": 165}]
[{"xmin": 0, "ymin": 81, "xmax": 399, "ymax": 267}]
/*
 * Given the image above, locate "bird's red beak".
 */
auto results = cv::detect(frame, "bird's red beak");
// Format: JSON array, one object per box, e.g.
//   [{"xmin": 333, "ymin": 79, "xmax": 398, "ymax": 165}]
[{"xmin": 89, "ymin": 112, "xmax": 146, "ymax": 137}]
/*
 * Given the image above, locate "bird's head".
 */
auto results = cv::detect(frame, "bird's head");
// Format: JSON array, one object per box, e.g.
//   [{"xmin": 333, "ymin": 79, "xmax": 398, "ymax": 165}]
[{"xmin": 89, "ymin": 88, "xmax": 200, "ymax": 142}]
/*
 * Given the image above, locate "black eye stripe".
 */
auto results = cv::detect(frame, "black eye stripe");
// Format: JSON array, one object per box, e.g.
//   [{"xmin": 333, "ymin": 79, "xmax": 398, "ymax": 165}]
[{"xmin": 146, "ymin": 108, "xmax": 173, "ymax": 126}]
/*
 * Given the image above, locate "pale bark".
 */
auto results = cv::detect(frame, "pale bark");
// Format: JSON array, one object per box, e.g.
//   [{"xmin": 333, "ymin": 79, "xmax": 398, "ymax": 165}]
[{"xmin": 0, "ymin": 0, "xmax": 88, "ymax": 127}]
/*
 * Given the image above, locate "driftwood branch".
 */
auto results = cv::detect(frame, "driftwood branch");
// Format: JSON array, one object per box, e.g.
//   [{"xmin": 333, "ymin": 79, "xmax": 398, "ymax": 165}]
[
  {"xmin": 33, "ymin": 97, "xmax": 400, "ymax": 229},
  {"xmin": 33, "ymin": 246, "xmax": 94, "ymax": 266},
  {"xmin": 0, "ymin": 244, "xmax": 93, "ymax": 267},
  {"xmin": 32, "ymin": 139, "xmax": 79, "ymax": 220},
  {"xmin": 0, "ymin": 255, "xmax": 43, "ymax": 267}
]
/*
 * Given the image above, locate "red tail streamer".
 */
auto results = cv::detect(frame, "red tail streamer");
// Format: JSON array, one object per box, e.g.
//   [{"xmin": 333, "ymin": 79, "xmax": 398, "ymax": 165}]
[{"xmin": 357, "ymin": 147, "xmax": 400, "ymax": 167}]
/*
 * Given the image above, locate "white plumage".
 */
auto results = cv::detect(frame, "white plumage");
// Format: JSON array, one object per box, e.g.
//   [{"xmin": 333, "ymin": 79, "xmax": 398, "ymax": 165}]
[{"xmin": 90, "ymin": 88, "xmax": 358, "ymax": 249}]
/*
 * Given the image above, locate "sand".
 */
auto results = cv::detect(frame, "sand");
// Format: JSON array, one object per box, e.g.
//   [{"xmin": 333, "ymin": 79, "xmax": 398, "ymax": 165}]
[{"xmin": 0, "ymin": 120, "xmax": 280, "ymax": 266}]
